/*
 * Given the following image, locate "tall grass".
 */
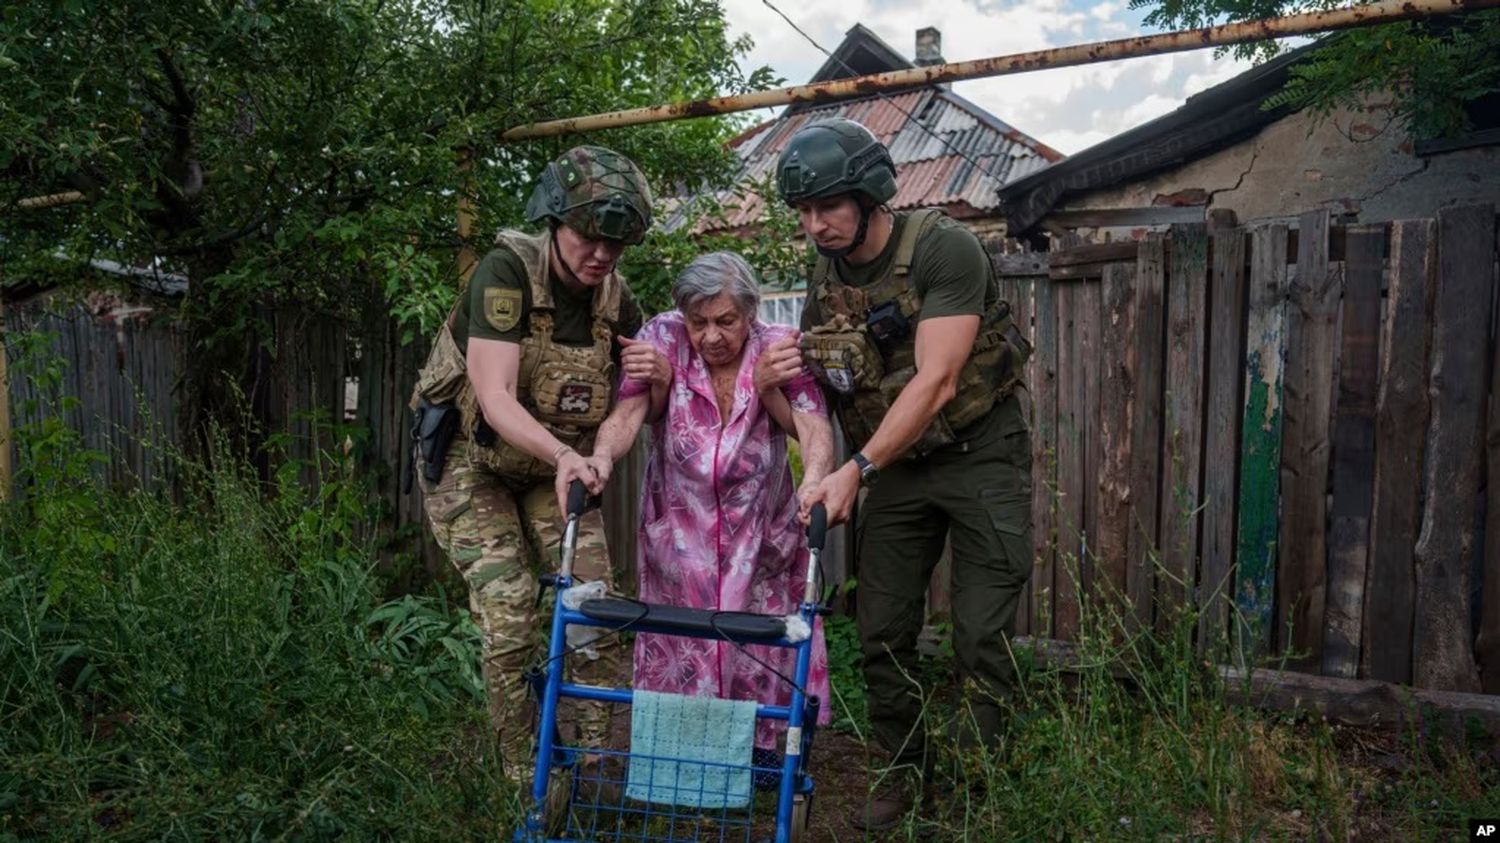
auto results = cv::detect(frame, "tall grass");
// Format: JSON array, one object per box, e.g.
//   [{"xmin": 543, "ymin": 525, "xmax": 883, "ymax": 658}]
[
  {"xmin": 0, "ymin": 359, "xmax": 519, "ymax": 839},
  {"xmin": 843, "ymin": 537, "xmax": 1500, "ymax": 841}
]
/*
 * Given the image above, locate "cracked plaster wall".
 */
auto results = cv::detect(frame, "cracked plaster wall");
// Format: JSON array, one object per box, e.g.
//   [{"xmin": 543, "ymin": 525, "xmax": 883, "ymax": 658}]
[{"xmin": 1057, "ymin": 104, "xmax": 1499, "ymax": 225}]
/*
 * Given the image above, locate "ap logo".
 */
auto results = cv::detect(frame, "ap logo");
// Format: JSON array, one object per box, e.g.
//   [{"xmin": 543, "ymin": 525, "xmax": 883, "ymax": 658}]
[{"xmin": 1472, "ymin": 819, "xmax": 1500, "ymax": 840}]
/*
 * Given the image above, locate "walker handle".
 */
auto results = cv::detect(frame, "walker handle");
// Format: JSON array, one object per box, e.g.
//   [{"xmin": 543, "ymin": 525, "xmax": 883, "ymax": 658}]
[
  {"xmin": 567, "ymin": 479, "xmax": 588, "ymax": 520},
  {"xmin": 807, "ymin": 504, "xmax": 828, "ymax": 551}
]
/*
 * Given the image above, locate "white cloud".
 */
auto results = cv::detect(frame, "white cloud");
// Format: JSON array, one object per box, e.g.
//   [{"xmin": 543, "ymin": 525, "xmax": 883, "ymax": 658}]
[{"xmin": 721, "ymin": 0, "xmax": 1267, "ymax": 156}]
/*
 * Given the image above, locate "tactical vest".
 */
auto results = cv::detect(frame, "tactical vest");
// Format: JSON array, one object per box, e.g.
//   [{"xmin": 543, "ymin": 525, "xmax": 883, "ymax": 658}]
[
  {"xmin": 801, "ymin": 209, "xmax": 1032, "ymax": 456},
  {"xmin": 409, "ymin": 228, "xmax": 620, "ymax": 485}
]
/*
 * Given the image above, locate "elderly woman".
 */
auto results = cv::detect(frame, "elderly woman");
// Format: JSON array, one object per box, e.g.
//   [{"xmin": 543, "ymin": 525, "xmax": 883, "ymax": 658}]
[{"xmin": 583, "ymin": 251, "xmax": 835, "ymax": 756}]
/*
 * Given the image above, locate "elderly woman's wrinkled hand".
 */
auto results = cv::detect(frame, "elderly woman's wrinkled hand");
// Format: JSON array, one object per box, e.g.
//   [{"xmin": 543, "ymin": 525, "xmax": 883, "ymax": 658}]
[
  {"xmin": 583, "ymin": 453, "xmax": 614, "ymax": 489},
  {"xmin": 618, "ymin": 335, "xmax": 671, "ymax": 387},
  {"xmin": 753, "ymin": 333, "xmax": 803, "ymax": 395}
]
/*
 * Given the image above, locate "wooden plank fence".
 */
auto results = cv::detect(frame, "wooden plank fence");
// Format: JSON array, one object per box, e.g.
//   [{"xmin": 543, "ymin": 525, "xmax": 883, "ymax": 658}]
[
  {"xmin": 987, "ymin": 203, "xmax": 1500, "ymax": 693},
  {"xmin": 9, "ymin": 203, "xmax": 1500, "ymax": 697}
]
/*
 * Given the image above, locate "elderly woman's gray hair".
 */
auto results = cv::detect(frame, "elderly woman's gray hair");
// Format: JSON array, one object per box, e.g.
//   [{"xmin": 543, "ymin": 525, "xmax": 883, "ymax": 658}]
[{"xmin": 671, "ymin": 251, "xmax": 761, "ymax": 315}]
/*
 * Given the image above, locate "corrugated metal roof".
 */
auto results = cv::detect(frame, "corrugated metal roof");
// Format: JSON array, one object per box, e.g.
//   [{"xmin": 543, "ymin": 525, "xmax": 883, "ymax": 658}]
[{"xmin": 674, "ymin": 86, "xmax": 1062, "ymax": 234}]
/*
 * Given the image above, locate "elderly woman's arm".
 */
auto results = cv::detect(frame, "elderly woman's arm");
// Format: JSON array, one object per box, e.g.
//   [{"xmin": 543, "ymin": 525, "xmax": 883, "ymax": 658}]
[
  {"xmin": 584, "ymin": 392, "xmax": 651, "ymax": 490},
  {"xmin": 792, "ymin": 410, "xmax": 834, "ymax": 490},
  {"xmin": 619, "ymin": 335, "xmax": 671, "ymax": 423},
  {"xmin": 760, "ymin": 386, "xmax": 799, "ymax": 437}
]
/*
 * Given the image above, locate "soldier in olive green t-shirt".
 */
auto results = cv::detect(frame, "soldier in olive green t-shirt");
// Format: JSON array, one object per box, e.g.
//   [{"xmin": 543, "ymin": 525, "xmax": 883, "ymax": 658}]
[
  {"xmin": 455, "ymin": 247, "xmax": 643, "ymax": 354},
  {"xmin": 408, "ymin": 146, "xmax": 662, "ymax": 806},
  {"xmin": 774, "ymin": 119, "xmax": 1033, "ymax": 831}
]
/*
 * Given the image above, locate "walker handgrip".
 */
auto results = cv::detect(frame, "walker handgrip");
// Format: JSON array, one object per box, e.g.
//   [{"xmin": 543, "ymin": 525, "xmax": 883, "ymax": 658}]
[
  {"xmin": 567, "ymin": 479, "xmax": 588, "ymax": 519},
  {"xmin": 807, "ymin": 504, "xmax": 828, "ymax": 551}
]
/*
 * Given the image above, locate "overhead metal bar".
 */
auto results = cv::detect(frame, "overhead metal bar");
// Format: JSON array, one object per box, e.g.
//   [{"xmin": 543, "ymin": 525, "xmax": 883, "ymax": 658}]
[
  {"xmin": 16, "ymin": 0, "xmax": 1499, "ymax": 209},
  {"xmin": 500, "ymin": 0, "xmax": 1499, "ymax": 140}
]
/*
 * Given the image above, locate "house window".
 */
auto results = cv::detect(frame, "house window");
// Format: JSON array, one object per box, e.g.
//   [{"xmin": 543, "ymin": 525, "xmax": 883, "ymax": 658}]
[
  {"xmin": 759, "ymin": 294, "xmax": 805, "ymax": 327},
  {"xmin": 1414, "ymin": 90, "xmax": 1500, "ymax": 156}
]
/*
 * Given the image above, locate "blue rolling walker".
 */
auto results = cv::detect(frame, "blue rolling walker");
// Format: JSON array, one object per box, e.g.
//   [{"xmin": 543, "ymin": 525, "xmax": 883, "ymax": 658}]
[{"xmin": 516, "ymin": 481, "xmax": 828, "ymax": 843}]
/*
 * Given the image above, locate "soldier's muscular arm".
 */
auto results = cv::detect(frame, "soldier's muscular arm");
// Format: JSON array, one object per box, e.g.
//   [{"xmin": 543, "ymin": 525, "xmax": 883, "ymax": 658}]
[
  {"xmin": 806, "ymin": 315, "xmax": 979, "ymax": 525},
  {"xmin": 859, "ymin": 314, "xmax": 979, "ymax": 468},
  {"xmin": 467, "ymin": 337, "xmax": 573, "ymax": 463}
]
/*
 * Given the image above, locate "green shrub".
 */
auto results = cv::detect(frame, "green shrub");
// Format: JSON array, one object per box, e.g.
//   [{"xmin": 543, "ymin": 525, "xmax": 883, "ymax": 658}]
[{"xmin": 0, "ymin": 378, "xmax": 515, "ymax": 840}]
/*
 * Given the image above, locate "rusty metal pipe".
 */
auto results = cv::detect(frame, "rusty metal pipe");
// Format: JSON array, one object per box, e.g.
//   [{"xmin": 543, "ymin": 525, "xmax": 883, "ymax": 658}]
[
  {"xmin": 16, "ymin": 0, "xmax": 1498, "ymax": 209},
  {"xmin": 14, "ymin": 190, "xmax": 87, "ymax": 210},
  {"xmin": 501, "ymin": 0, "xmax": 1500, "ymax": 140}
]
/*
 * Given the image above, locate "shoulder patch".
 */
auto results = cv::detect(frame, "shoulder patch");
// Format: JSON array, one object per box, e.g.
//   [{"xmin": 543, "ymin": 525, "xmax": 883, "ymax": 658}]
[{"xmin": 484, "ymin": 287, "xmax": 523, "ymax": 332}]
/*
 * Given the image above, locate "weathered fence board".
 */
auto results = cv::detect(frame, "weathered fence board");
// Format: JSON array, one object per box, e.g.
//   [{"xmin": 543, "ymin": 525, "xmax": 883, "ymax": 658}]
[
  {"xmin": 1098, "ymin": 262, "xmax": 1136, "ymax": 621},
  {"xmin": 1031, "ymin": 277, "xmax": 1060, "ymax": 638},
  {"xmin": 1279, "ymin": 209, "xmax": 1339, "ymax": 668},
  {"xmin": 1054, "ymin": 280, "xmax": 1083, "ymax": 640},
  {"xmin": 1126, "ymin": 237, "xmax": 1166, "ymax": 634},
  {"xmin": 1362, "ymin": 219, "xmax": 1435, "ymax": 684},
  {"xmin": 1006, "ymin": 276, "xmax": 1036, "ymax": 635},
  {"xmin": 1200, "ymin": 225, "xmax": 1247, "ymax": 654},
  {"xmin": 1322, "ymin": 225, "xmax": 1384, "ymax": 678},
  {"xmin": 1235, "ymin": 224, "xmax": 1289, "ymax": 652},
  {"xmin": 1483, "ymin": 216, "xmax": 1500, "ymax": 691},
  {"xmin": 1158, "ymin": 223, "xmax": 1208, "ymax": 631},
  {"xmin": 1080, "ymin": 278, "xmax": 1103, "ymax": 608},
  {"xmin": 1412, "ymin": 204, "xmax": 1493, "ymax": 693}
]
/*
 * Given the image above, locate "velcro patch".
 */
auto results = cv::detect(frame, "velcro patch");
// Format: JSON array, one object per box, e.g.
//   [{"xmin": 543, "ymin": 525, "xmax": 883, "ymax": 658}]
[
  {"xmin": 557, "ymin": 384, "xmax": 594, "ymax": 414},
  {"xmin": 484, "ymin": 287, "xmax": 523, "ymax": 332}
]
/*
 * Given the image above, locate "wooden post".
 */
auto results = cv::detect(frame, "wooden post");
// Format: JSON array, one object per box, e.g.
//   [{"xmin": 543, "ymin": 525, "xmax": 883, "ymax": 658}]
[
  {"xmin": 1234, "ymin": 224, "xmax": 1289, "ymax": 656},
  {"xmin": 1480, "ymin": 206, "xmax": 1500, "ymax": 692},
  {"xmin": 1200, "ymin": 221, "xmax": 1248, "ymax": 655},
  {"xmin": 457, "ymin": 148, "xmax": 479, "ymax": 281},
  {"xmin": 1322, "ymin": 224, "xmax": 1384, "ymax": 678},
  {"xmin": 1158, "ymin": 223, "xmax": 1208, "ymax": 633},
  {"xmin": 1054, "ymin": 280, "xmax": 1083, "ymax": 641},
  {"xmin": 1080, "ymin": 277, "xmax": 1103, "ymax": 610},
  {"xmin": 1032, "ymin": 276, "xmax": 1060, "ymax": 638},
  {"xmin": 1127, "ymin": 237, "xmax": 1167, "ymax": 635},
  {"xmin": 1098, "ymin": 263, "xmax": 1136, "ymax": 625},
  {"xmin": 1278, "ymin": 209, "xmax": 1339, "ymax": 669},
  {"xmin": 1413, "ymin": 204, "xmax": 1493, "ymax": 693},
  {"xmin": 1362, "ymin": 219, "xmax": 1436, "ymax": 684}
]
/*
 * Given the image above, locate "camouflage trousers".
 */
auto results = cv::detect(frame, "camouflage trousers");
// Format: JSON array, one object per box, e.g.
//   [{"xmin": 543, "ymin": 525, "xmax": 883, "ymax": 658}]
[{"xmin": 421, "ymin": 437, "xmax": 624, "ymax": 782}]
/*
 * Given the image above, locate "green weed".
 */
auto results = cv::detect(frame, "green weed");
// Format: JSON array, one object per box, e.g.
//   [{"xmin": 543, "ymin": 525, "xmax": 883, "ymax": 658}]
[{"xmin": 0, "ymin": 362, "xmax": 517, "ymax": 840}]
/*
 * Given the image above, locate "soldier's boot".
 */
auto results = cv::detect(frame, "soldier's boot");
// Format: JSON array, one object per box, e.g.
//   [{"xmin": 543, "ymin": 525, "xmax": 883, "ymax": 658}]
[{"xmin": 852, "ymin": 769, "xmax": 925, "ymax": 832}]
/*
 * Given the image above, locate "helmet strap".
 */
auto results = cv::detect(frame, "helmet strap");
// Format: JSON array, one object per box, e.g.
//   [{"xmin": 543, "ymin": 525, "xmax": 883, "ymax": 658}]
[
  {"xmin": 549, "ymin": 222, "xmax": 582, "ymax": 287},
  {"xmin": 814, "ymin": 195, "xmax": 876, "ymax": 260}
]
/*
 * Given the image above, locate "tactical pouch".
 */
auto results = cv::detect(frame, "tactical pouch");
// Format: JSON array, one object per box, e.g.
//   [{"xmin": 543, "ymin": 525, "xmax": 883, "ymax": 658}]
[
  {"xmin": 414, "ymin": 398, "xmax": 460, "ymax": 484},
  {"xmin": 530, "ymin": 359, "xmax": 612, "ymax": 427},
  {"xmin": 865, "ymin": 300, "xmax": 912, "ymax": 356},
  {"xmin": 800, "ymin": 318, "xmax": 883, "ymax": 396},
  {"xmin": 410, "ymin": 322, "xmax": 468, "ymax": 409}
]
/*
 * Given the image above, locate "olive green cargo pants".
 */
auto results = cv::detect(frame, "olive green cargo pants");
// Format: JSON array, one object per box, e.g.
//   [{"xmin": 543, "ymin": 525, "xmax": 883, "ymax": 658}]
[{"xmin": 855, "ymin": 398, "xmax": 1033, "ymax": 774}]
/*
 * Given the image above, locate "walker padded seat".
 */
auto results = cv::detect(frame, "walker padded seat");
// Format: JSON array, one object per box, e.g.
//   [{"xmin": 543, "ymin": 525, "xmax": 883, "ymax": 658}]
[{"xmin": 578, "ymin": 598, "xmax": 788, "ymax": 642}]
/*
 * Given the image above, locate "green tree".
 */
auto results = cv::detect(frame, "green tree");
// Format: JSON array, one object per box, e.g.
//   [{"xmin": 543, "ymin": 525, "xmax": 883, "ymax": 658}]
[
  {"xmin": 0, "ymin": 0, "xmax": 774, "ymax": 439},
  {"xmin": 1131, "ymin": 0, "xmax": 1500, "ymax": 139}
]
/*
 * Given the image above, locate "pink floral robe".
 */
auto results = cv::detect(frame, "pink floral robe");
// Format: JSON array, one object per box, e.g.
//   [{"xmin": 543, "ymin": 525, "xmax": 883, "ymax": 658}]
[{"xmin": 619, "ymin": 311, "xmax": 833, "ymax": 749}]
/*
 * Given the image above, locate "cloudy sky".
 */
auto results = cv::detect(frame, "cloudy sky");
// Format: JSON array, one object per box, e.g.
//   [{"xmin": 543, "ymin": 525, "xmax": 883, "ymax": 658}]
[{"xmin": 719, "ymin": 0, "xmax": 1257, "ymax": 155}]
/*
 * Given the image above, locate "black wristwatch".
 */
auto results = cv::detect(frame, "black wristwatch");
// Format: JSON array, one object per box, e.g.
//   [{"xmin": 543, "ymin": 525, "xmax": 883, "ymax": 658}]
[{"xmin": 851, "ymin": 452, "xmax": 879, "ymax": 487}]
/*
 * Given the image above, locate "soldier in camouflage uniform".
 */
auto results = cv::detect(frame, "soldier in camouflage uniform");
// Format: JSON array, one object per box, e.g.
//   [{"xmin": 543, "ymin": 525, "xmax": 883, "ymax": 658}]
[
  {"xmin": 410, "ymin": 146, "xmax": 654, "ymax": 784},
  {"xmin": 772, "ymin": 119, "xmax": 1034, "ymax": 830}
]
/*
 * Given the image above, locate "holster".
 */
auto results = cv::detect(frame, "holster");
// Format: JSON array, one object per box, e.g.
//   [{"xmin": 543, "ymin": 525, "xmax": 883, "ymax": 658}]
[{"xmin": 408, "ymin": 397, "xmax": 460, "ymax": 492}]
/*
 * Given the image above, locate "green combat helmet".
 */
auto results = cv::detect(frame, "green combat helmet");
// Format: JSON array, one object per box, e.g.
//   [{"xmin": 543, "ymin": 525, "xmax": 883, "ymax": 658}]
[
  {"xmin": 526, "ymin": 146, "xmax": 654, "ymax": 245},
  {"xmin": 775, "ymin": 118, "xmax": 897, "ymax": 207}
]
